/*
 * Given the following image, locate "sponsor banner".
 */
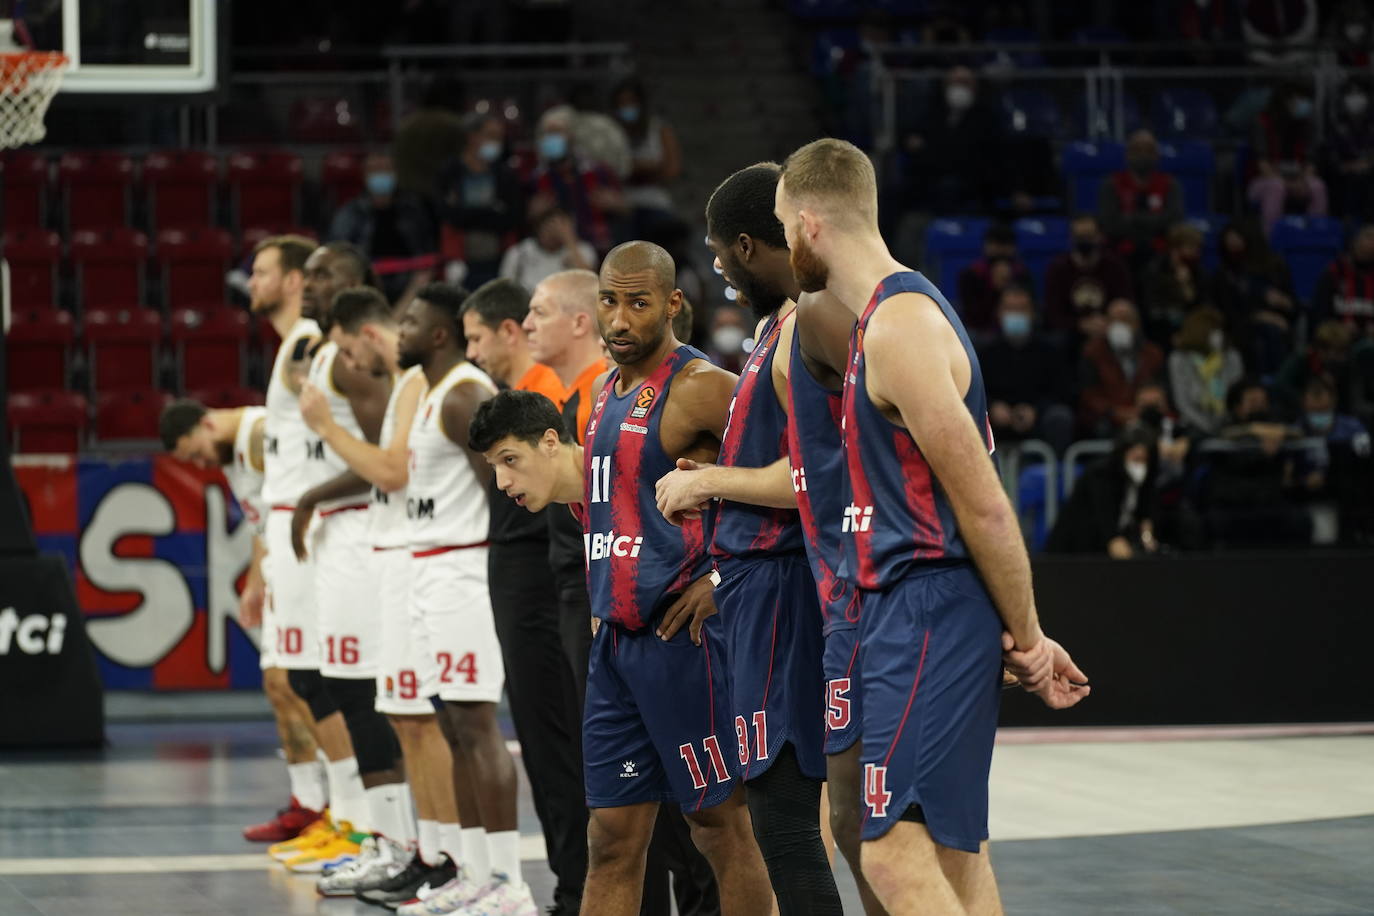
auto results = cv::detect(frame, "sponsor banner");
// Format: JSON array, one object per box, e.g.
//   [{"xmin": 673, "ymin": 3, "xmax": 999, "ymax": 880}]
[{"xmin": 12, "ymin": 455, "xmax": 262, "ymax": 690}]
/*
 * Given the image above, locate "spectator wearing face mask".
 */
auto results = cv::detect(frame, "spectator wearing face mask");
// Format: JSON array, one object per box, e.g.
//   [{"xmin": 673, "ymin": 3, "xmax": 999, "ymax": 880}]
[
  {"xmin": 1248, "ymin": 83, "xmax": 1329, "ymax": 237},
  {"xmin": 979, "ymin": 285, "xmax": 1075, "ymax": 453},
  {"xmin": 1044, "ymin": 213, "xmax": 1134, "ymax": 344},
  {"xmin": 610, "ymin": 79, "xmax": 687, "ymax": 251},
  {"xmin": 1098, "ymin": 130, "xmax": 1186, "ymax": 275},
  {"xmin": 1311, "ymin": 225, "xmax": 1374, "ymax": 339},
  {"xmin": 1206, "ymin": 378, "xmax": 1311, "ymax": 548},
  {"xmin": 901, "ymin": 65, "xmax": 1005, "ymax": 215},
  {"xmin": 1078, "ymin": 297, "xmax": 1166, "ymax": 436},
  {"xmin": 1141, "ymin": 222, "xmax": 1209, "ymax": 346},
  {"xmin": 704, "ymin": 304, "xmax": 750, "ymax": 375},
  {"xmin": 1133, "ymin": 381, "xmax": 1207, "ymax": 550},
  {"xmin": 527, "ymin": 105, "xmax": 627, "ymax": 255},
  {"xmin": 1167, "ymin": 307, "xmax": 1246, "ymax": 436},
  {"xmin": 1208, "ymin": 218, "xmax": 1296, "ymax": 378},
  {"xmin": 1319, "ymin": 77, "xmax": 1374, "ymax": 220},
  {"xmin": 327, "ymin": 151, "xmax": 438, "ymax": 308},
  {"xmin": 1295, "ymin": 373, "xmax": 1374, "ymax": 540},
  {"xmin": 956, "ymin": 222, "xmax": 1032, "ymax": 337},
  {"xmin": 436, "ymin": 112, "xmax": 525, "ymax": 290},
  {"xmin": 1276, "ymin": 320, "xmax": 1359, "ymax": 414},
  {"xmin": 1048, "ymin": 422, "xmax": 1160, "ymax": 559}
]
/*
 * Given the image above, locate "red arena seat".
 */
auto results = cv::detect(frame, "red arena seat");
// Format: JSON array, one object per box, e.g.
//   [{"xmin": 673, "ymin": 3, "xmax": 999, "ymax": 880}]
[
  {"xmin": 1, "ymin": 229, "xmax": 61, "ymax": 309},
  {"xmin": 7, "ymin": 390, "xmax": 88, "ymax": 453},
  {"xmin": 170, "ymin": 306, "xmax": 250, "ymax": 392},
  {"xmin": 93, "ymin": 389, "xmax": 171, "ymax": 442},
  {"xmin": 143, "ymin": 149, "xmax": 219, "ymax": 231},
  {"xmin": 70, "ymin": 227, "xmax": 149, "ymax": 311},
  {"xmin": 1, "ymin": 151, "xmax": 50, "ymax": 229},
  {"xmin": 321, "ymin": 150, "xmax": 365, "ymax": 216},
  {"xmin": 5, "ymin": 308, "xmax": 75, "ymax": 392},
  {"xmin": 58, "ymin": 150, "xmax": 134, "ymax": 231},
  {"xmin": 226, "ymin": 150, "xmax": 302, "ymax": 231},
  {"xmin": 157, "ymin": 227, "xmax": 233, "ymax": 308},
  {"xmin": 187, "ymin": 386, "xmax": 265, "ymax": 409},
  {"xmin": 84, "ymin": 306, "xmax": 163, "ymax": 392}
]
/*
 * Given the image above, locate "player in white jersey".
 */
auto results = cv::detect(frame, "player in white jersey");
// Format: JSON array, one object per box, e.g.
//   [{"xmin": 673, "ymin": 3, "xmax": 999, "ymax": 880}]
[
  {"xmin": 393, "ymin": 283, "xmax": 536, "ymax": 916},
  {"xmin": 249, "ymin": 235, "xmax": 376, "ymax": 872},
  {"xmin": 158, "ymin": 399, "xmax": 328, "ymax": 843},
  {"xmin": 299, "ymin": 286, "xmax": 456, "ymax": 902}
]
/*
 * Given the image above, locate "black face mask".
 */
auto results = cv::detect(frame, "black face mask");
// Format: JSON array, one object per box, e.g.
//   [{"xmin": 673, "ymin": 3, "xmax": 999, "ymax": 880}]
[
  {"xmin": 1138, "ymin": 405, "xmax": 1165, "ymax": 429},
  {"xmin": 1073, "ymin": 239, "xmax": 1099, "ymax": 258}
]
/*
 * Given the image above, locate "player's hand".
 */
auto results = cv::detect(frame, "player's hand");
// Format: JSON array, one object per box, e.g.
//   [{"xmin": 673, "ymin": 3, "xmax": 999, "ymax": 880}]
[
  {"xmin": 1002, "ymin": 632, "xmax": 1091, "ymax": 709},
  {"xmin": 290, "ymin": 504, "xmax": 314, "ymax": 561},
  {"xmin": 238, "ymin": 581, "xmax": 264, "ymax": 629},
  {"xmin": 1000, "ymin": 631, "xmax": 1053, "ymax": 692},
  {"xmin": 299, "ymin": 383, "xmax": 330, "ymax": 434},
  {"xmin": 655, "ymin": 458, "xmax": 714, "ymax": 526},
  {"xmin": 590, "ymin": 616, "xmax": 601, "ymax": 636},
  {"xmin": 657, "ymin": 574, "xmax": 718, "ymax": 646}
]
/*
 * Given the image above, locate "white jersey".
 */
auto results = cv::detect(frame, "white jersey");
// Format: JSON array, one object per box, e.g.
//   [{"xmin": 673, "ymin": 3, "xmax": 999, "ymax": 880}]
[
  {"xmin": 301, "ymin": 341, "xmax": 370, "ymax": 512},
  {"xmin": 371, "ymin": 366, "xmax": 426, "ymax": 549},
  {"xmin": 261, "ymin": 317, "xmax": 322, "ymax": 506},
  {"xmin": 224, "ymin": 406, "xmax": 267, "ymax": 535},
  {"xmin": 406, "ymin": 361, "xmax": 496, "ymax": 550}
]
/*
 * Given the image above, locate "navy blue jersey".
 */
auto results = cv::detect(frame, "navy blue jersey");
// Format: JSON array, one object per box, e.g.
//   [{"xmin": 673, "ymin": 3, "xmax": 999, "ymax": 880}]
[
  {"xmin": 785, "ymin": 317, "xmax": 859, "ymax": 635},
  {"xmin": 840, "ymin": 272, "xmax": 993, "ymax": 590},
  {"xmin": 710, "ymin": 310, "xmax": 804, "ymax": 570},
  {"xmin": 583, "ymin": 345, "xmax": 712, "ymax": 630}
]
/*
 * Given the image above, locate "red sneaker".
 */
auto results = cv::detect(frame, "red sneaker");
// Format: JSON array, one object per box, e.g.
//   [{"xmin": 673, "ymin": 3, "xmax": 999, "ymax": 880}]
[{"xmin": 243, "ymin": 797, "xmax": 322, "ymax": 843}]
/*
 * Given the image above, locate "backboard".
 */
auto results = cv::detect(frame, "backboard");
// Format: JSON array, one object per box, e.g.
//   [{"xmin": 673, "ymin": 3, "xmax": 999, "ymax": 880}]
[{"xmin": 11, "ymin": 0, "xmax": 220, "ymax": 94}]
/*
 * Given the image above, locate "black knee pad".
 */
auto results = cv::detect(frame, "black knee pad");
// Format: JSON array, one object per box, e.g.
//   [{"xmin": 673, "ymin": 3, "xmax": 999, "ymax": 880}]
[
  {"xmin": 324, "ymin": 676, "xmax": 399, "ymax": 775},
  {"xmin": 745, "ymin": 744, "xmax": 843, "ymax": 914},
  {"xmin": 287, "ymin": 668, "xmax": 338, "ymax": 722}
]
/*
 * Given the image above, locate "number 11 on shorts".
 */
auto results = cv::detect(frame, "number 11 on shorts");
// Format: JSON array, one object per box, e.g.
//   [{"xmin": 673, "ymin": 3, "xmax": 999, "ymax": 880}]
[{"xmin": 679, "ymin": 735, "xmax": 731, "ymax": 791}]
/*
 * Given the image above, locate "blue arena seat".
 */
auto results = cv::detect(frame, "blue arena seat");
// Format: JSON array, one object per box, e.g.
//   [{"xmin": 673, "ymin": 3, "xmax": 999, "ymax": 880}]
[
  {"xmin": 1154, "ymin": 88, "xmax": 1219, "ymax": 141},
  {"xmin": 1159, "ymin": 140, "xmax": 1216, "ymax": 215},
  {"xmin": 982, "ymin": 28, "xmax": 1044, "ymax": 69},
  {"xmin": 1017, "ymin": 463, "xmax": 1054, "ymax": 552},
  {"xmin": 1187, "ymin": 215, "xmax": 1224, "ymax": 272},
  {"xmin": 1062, "ymin": 141, "xmax": 1124, "ymax": 212},
  {"xmin": 1014, "ymin": 217, "xmax": 1069, "ymax": 301},
  {"xmin": 924, "ymin": 218, "xmax": 989, "ymax": 296},
  {"xmin": 810, "ymin": 28, "xmax": 860, "ymax": 76},
  {"xmin": 789, "ymin": 0, "xmax": 863, "ymax": 21},
  {"xmin": 1270, "ymin": 216, "xmax": 1345, "ymax": 303}
]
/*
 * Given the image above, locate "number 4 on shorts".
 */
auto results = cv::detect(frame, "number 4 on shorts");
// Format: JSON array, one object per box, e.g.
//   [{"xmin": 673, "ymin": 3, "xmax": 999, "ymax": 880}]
[{"xmin": 864, "ymin": 763, "xmax": 892, "ymax": 817}]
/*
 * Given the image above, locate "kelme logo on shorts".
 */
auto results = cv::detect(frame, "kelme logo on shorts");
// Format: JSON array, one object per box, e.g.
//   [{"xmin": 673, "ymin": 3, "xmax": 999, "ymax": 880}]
[{"xmin": 620, "ymin": 760, "xmax": 639, "ymax": 779}]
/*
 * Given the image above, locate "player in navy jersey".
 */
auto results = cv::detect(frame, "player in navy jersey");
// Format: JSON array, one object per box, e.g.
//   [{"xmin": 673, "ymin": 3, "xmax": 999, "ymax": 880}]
[
  {"xmin": 471, "ymin": 242, "xmax": 773, "ymax": 916},
  {"xmin": 655, "ymin": 164, "xmax": 848, "ymax": 915},
  {"xmin": 776, "ymin": 138, "xmax": 1090, "ymax": 914}
]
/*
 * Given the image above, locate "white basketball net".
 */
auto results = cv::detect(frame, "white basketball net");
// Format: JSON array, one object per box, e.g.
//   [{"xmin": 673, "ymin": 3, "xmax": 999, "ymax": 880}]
[{"xmin": 0, "ymin": 50, "xmax": 68, "ymax": 149}]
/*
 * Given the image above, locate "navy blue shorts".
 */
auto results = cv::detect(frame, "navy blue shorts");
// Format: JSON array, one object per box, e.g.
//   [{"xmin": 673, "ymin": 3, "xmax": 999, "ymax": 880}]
[
  {"xmin": 713, "ymin": 554, "xmax": 826, "ymax": 783},
  {"xmin": 583, "ymin": 612, "xmax": 737, "ymax": 812},
  {"xmin": 858, "ymin": 563, "xmax": 1002, "ymax": 853},
  {"xmin": 822, "ymin": 624, "xmax": 862, "ymax": 755}
]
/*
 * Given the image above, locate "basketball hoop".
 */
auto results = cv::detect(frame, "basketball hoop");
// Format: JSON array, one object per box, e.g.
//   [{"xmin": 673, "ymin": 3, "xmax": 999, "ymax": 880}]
[{"xmin": 0, "ymin": 19, "xmax": 67, "ymax": 149}]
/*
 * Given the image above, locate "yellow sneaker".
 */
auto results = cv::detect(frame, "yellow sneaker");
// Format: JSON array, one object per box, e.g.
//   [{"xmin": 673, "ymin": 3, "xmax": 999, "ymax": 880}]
[
  {"xmin": 283, "ymin": 823, "xmax": 365, "ymax": 874},
  {"xmin": 268, "ymin": 814, "xmax": 334, "ymax": 862}
]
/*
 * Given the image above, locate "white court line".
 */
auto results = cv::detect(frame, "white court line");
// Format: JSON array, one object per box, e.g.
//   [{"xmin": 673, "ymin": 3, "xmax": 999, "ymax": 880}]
[{"xmin": 0, "ymin": 836, "xmax": 550, "ymax": 876}]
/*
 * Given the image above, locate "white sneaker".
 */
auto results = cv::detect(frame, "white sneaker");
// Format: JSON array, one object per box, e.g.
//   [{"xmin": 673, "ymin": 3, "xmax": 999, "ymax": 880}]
[
  {"xmin": 457, "ymin": 874, "xmax": 538, "ymax": 916},
  {"xmin": 316, "ymin": 835, "xmax": 406, "ymax": 896},
  {"xmin": 396, "ymin": 870, "xmax": 486, "ymax": 915}
]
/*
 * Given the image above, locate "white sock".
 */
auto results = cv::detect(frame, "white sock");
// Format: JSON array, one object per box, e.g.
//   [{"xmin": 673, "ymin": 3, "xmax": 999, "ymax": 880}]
[
  {"xmin": 461, "ymin": 826, "xmax": 490, "ymax": 882},
  {"xmin": 324, "ymin": 756, "xmax": 367, "ymax": 832},
  {"xmin": 487, "ymin": 829, "xmax": 521, "ymax": 885},
  {"xmin": 418, "ymin": 819, "xmax": 442, "ymax": 866},
  {"xmin": 439, "ymin": 821, "xmax": 464, "ymax": 867},
  {"xmin": 364, "ymin": 782, "xmax": 410, "ymax": 846},
  {"xmin": 396, "ymin": 783, "xmax": 418, "ymax": 852},
  {"xmin": 287, "ymin": 761, "xmax": 326, "ymax": 812}
]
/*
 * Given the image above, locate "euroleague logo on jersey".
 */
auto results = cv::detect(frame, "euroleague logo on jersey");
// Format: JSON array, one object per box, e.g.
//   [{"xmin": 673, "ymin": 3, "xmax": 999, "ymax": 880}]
[{"xmin": 630, "ymin": 386, "xmax": 657, "ymax": 420}]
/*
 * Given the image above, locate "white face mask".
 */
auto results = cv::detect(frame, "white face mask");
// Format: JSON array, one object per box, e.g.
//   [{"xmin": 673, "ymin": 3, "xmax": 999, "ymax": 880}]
[
  {"xmin": 1107, "ymin": 320, "xmax": 1134, "ymax": 350},
  {"xmin": 1207, "ymin": 329, "xmax": 1225, "ymax": 352},
  {"xmin": 712, "ymin": 326, "xmax": 746, "ymax": 355},
  {"xmin": 946, "ymin": 84, "xmax": 975, "ymax": 112},
  {"xmin": 1345, "ymin": 92, "xmax": 1369, "ymax": 117},
  {"xmin": 1124, "ymin": 460, "xmax": 1148, "ymax": 485}
]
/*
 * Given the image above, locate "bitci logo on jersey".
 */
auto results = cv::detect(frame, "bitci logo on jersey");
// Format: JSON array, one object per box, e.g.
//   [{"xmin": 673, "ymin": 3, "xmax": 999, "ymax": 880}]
[
  {"xmin": 842, "ymin": 503, "xmax": 874, "ymax": 532},
  {"xmin": 630, "ymin": 386, "xmax": 657, "ymax": 419},
  {"xmin": 584, "ymin": 530, "xmax": 645, "ymax": 561}
]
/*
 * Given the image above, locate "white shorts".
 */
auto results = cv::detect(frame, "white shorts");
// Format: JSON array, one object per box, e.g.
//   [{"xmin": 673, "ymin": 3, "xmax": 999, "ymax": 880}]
[
  {"xmin": 312, "ymin": 506, "xmax": 379, "ymax": 679},
  {"xmin": 373, "ymin": 546, "xmax": 439, "ymax": 716},
  {"xmin": 411, "ymin": 545, "xmax": 504, "ymax": 703},
  {"xmin": 256, "ymin": 599, "xmax": 278, "ymax": 671},
  {"xmin": 263, "ymin": 509, "xmax": 319, "ymax": 670}
]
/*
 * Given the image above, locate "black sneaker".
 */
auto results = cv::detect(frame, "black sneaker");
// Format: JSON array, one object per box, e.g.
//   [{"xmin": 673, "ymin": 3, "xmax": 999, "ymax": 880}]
[{"xmin": 356, "ymin": 855, "xmax": 456, "ymax": 910}]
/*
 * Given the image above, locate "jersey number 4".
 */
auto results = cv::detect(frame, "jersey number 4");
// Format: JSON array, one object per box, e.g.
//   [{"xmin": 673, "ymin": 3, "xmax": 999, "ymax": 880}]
[
  {"xmin": 589, "ymin": 455, "xmax": 612, "ymax": 504},
  {"xmin": 864, "ymin": 763, "xmax": 892, "ymax": 818}
]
